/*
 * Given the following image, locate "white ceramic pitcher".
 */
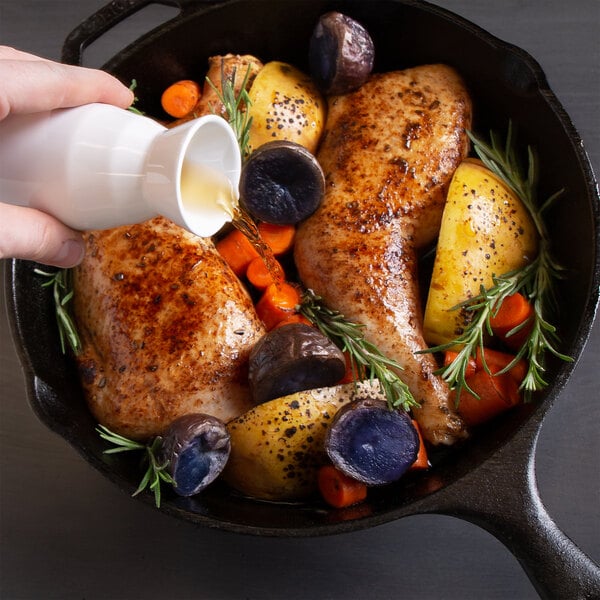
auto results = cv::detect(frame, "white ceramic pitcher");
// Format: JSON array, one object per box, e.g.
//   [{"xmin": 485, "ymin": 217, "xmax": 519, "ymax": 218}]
[{"xmin": 0, "ymin": 103, "xmax": 241, "ymax": 238}]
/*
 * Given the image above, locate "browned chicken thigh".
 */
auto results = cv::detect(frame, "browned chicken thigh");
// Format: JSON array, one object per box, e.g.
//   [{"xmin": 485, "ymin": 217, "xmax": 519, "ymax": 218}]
[
  {"xmin": 294, "ymin": 64, "xmax": 472, "ymax": 445},
  {"xmin": 73, "ymin": 217, "xmax": 265, "ymax": 440}
]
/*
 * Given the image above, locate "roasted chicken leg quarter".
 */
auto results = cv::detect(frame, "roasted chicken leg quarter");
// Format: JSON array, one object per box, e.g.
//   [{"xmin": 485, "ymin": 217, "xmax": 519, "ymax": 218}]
[
  {"xmin": 73, "ymin": 217, "xmax": 266, "ymax": 440},
  {"xmin": 294, "ymin": 64, "xmax": 472, "ymax": 445}
]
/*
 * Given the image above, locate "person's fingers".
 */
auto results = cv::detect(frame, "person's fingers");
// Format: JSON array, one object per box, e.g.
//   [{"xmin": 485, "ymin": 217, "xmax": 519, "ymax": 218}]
[
  {"xmin": 0, "ymin": 204, "xmax": 85, "ymax": 268},
  {"xmin": 0, "ymin": 56, "xmax": 134, "ymax": 119},
  {"xmin": 55, "ymin": 61, "xmax": 135, "ymax": 109},
  {"xmin": 0, "ymin": 46, "xmax": 46, "ymax": 61}
]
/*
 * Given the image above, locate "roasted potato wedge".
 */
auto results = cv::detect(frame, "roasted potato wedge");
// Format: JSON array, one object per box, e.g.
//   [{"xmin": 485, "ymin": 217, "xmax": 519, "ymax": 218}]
[
  {"xmin": 223, "ymin": 380, "xmax": 386, "ymax": 501},
  {"xmin": 423, "ymin": 158, "xmax": 538, "ymax": 347},
  {"xmin": 247, "ymin": 61, "xmax": 326, "ymax": 154}
]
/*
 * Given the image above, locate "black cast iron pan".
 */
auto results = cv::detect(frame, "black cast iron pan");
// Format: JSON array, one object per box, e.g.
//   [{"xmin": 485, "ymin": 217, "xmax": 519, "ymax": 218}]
[{"xmin": 6, "ymin": 1, "xmax": 600, "ymax": 597}]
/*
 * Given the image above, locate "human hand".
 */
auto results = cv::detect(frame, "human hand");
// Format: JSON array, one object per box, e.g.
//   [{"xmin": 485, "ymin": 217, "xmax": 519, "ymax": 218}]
[{"xmin": 0, "ymin": 46, "xmax": 134, "ymax": 267}]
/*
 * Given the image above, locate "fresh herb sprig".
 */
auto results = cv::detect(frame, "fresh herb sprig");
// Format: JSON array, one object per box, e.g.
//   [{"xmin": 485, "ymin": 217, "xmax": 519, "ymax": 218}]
[
  {"xmin": 206, "ymin": 61, "xmax": 254, "ymax": 160},
  {"xmin": 127, "ymin": 79, "xmax": 145, "ymax": 115},
  {"xmin": 34, "ymin": 268, "xmax": 81, "ymax": 355},
  {"xmin": 299, "ymin": 289, "xmax": 418, "ymax": 412},
  {"xmin": 425, "ymin": 123, "xmax": 572, "ymax": 402},
  {"xmin": 96, "ymin": 425, "xmax": 173, "ymax": 508}
]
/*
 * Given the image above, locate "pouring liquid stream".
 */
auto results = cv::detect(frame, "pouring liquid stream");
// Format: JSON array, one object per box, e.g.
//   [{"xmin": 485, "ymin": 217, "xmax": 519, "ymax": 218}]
[{"xmin": 180, "ymin": 160, "xmax": 281, "ymax": 282}]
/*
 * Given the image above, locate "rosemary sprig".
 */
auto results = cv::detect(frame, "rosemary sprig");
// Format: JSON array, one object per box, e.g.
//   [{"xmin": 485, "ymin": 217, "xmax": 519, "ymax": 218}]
[
  {"xmin": 206, "ymin": 61, "xmax": 254, "ymax": 160},
  {"xmin": 34, "ymin": 268, "xmax": 81, "ymax": 355},
  {"xmin": 425, "ymin": 122, "xmax": 572, "ymax": 402},
  {"xmin": 127, "ymin": 79, "xmax": 145, "ymax": 115},
  {"xmin": 96, "ymin": 425, "xmax": 174, "ymax": 508},
  {"xmin": 298, "ymin": 289, "xmax": 418, "ymax": 412}
]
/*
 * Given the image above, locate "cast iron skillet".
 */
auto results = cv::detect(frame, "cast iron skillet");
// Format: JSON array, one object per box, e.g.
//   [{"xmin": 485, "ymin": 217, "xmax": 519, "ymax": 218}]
[{"xmin": 6, "ymin": 0, "xmax": 600, "ymax": 597}]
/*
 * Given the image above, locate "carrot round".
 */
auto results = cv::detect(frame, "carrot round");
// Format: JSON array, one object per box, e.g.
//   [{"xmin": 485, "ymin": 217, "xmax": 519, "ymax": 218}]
[
  {"xmin": 338, "ymin": 352, "xmax": 355, "ymax": 385},
  {"xmin": 246, "ymin": 256, "xmax": 285, "ymax": 290},
  {"xmin": 255, "ymin": 281, "xmax": 302, "ymax": 330},
  {"xmin": 215, "ymin": 229, "xmax": 260, "ymax": 276},
  {"xmin": 338, "ymin": 351, "xmax": 366, "ymax": 384},
  {"xmin": 257, "ymin": 222, "xmax": 296, "ymax": 255},
  {"xmin": 490, "ymin": 292, "xmax": 534, "ymax": 349},
  {"xmin": 456, "ymin": 370, "xmax": 521, "ymax": 426},
  {"xmin": 272, "ymin": 313, "xmax": 313, "ymax": 329},
  {"xmin": 317, "ymin": 464, "xmax": 368, "ymax": 508},
  {"xmin": 475, "ymin": 347, "xmax": 528, "ymax": 384},
  {"xmin": 409, "ymin": 419, "xmax": 430, "ymax": 471},
  {"xmin": 161, "ymin": 79, "xmax": 201, "ymax": 118}
]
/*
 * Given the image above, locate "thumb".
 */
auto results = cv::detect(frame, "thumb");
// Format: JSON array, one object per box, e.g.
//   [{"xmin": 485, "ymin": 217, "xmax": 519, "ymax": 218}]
[{"xmin": 0, "ymin": 203, "xmax": 85, "ymax": 267}]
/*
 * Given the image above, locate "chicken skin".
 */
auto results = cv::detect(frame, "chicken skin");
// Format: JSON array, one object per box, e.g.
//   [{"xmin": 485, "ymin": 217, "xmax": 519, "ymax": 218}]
[
  {"xmin": 73, "ymin": 217, "xmax": 265, "ymax": 440},
  {"xmin": 294, "ymin": 64, "xmax": 472, "ymax": 445}
]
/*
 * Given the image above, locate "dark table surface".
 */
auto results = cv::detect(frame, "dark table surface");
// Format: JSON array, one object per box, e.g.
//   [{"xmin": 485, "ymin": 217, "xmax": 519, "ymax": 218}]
[{"xmin": 1, "ymin": 1, "xmax": 598, "ymax": 598}]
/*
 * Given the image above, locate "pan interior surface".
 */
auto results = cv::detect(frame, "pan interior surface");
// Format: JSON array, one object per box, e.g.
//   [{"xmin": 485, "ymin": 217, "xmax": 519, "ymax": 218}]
[{"xmin": 7, "ymin": 0, "xmax": 599, "ymax": 535}]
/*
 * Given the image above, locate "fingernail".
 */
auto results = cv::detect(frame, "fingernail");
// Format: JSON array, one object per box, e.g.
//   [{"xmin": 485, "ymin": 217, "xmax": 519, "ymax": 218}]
[{"xmin": 54, "ymin": 238, "xmax": 85, "ymax": 267}]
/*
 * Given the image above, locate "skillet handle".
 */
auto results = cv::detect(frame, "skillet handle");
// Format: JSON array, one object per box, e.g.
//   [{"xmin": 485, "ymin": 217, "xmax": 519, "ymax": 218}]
[
  {"xmin": 61, "ymin": 0, "xmax": 222, "ymax": 65},
  {"xmin": 432, "ymin": 413, "xmax": 600, "ymax": 599}
]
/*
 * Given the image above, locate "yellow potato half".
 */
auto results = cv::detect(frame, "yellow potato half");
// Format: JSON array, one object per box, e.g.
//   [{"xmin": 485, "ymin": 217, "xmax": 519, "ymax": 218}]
[
  {"xmin": 247, "ymin": 61, "xmax": 326, "ymax": 154},
  {"xmin": 223, "ymin": 380, "xmax": 386, "ymax": 501},
  {"xmin": 423, "ymin": 158, "xmax": 538, "ymax": 347}
]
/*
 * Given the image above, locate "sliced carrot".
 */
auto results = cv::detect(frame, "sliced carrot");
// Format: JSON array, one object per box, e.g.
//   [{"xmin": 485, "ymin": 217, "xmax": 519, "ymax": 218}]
[
  {"xmin": 409, "ymin": 420, "xmax": 430, "ymax": 471},
  {"xmin": 272, "ymin": 313, "xmax": 313, "ymax": 329},
  {"xmin": 317, "ymin": 464, "xmax": 367, "ymax": 508},
  {"xmin": 475, "ymin": 347, "xmax": 528, "ymax": 385},
  {"xmin": 338, "ymin": 352, "xmax": 355, "ymax": 384},
  {"xmin": 255, "ymin": 281, "xmax": 302, "ymax": 330},
  {"xmin": 246, "ymin": 256, "xmax": 285, "ymax": 290},
  {"xmin": 338, "ymin": 351, "xmax": 366, "ymax": 384},
  {"xmin": 161, "ymin": 79, "xmax": 201, "ymax": 118},
  {"xmin": 455, "ymin": 370, "xmax": 521, "ymax": 427},
  {"xmin": 490, "ymin": 292, "xmax": 534, "ymax": 349},
  {"xmin": 257, "ymin": 222, "xmax": 296, "ymax": 255},
  {"xmin": 490, "ymin": 292, "xmax": 533, "ymax": 331},
  {"xmin": 443, "ymin": 350, "xmax": 477, "ymax": 378},
  {"xmin": 215, "ymin": 229, "xmax": 260, "ymax": 276}
]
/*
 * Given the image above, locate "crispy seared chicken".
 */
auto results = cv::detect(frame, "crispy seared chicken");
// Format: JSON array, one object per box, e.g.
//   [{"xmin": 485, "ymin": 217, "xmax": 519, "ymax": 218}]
[
  {"xmin": 73, "ymin": 54, "xmax": 267, "ymax": 441},
  {"xmin": 73, "ymin": 217, "xmax": 265, "ymax": 440},
  {"xmin": 294, "ymin": 64, "xmax": 473, "ymax": 445}
]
